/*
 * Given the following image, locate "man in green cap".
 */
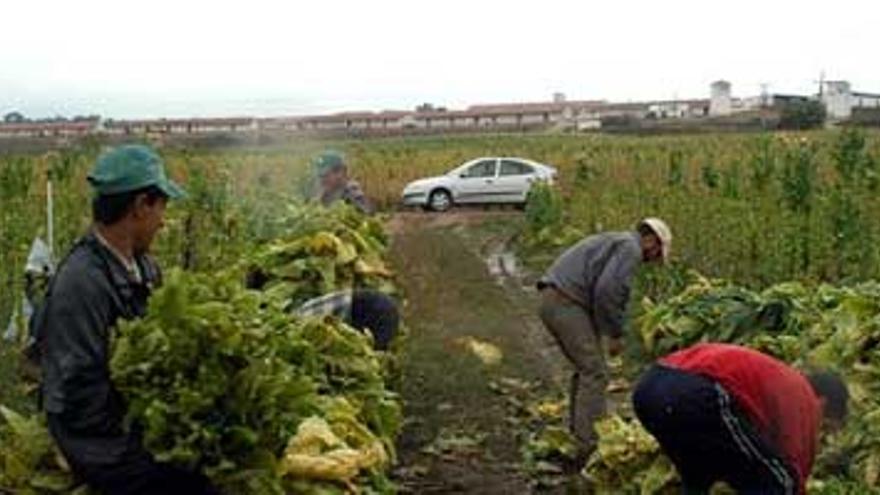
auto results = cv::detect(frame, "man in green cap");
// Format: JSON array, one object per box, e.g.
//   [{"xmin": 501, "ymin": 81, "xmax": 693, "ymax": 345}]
[
  {"xmin": 314, "ymin": 150, "xmax": 373, "ymax": 214},
  {"xmin": 31, "ymin": 145, "xmax": 217, "ymax": 494}
]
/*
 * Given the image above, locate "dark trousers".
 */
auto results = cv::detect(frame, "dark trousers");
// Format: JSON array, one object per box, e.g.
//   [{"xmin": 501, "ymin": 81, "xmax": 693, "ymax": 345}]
[
  {"xmin": 48, "ymin": 414, "xmax": 219, "ymax": 495},
  {"xmin": 78, "ymin": 462, "xmax": 218, "ymax": 495},
  {"xmin": 632, "ymin": 365, "xmax": 797, "ymax": 495},
  {"xmin": 350, "ymin": 290, "xmax": 399, "ymax": 351}
]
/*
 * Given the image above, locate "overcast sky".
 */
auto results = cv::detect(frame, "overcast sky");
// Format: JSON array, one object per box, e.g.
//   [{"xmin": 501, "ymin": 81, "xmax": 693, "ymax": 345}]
[{"xmin": 2, "ymin": 0, "xmax": 878, "ymax": 119}]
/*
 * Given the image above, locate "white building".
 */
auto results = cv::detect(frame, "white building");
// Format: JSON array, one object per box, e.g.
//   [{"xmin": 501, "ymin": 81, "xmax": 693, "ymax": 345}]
[
  {"xmin": 821, "ymin": 81, "xmax": 880, "ymax": 121},
  {"xmin": 646, "ymin": 100, "xmax": 709, "ymax": 119},
  {"xmin": 852, "ymin": 92, "xmax": 880, "ymax": 109},
  {"xmin": 710, "ymin": 80, "xmax": 733, "ymax": 116},
  {"xmin": 822, "ymin": 81, "xmax": 853, "ymax": 120}
]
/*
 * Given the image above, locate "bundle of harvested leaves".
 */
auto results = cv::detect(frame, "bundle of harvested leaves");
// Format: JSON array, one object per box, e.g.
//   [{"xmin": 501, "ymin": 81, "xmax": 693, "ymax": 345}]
[
  {"xmin": 245, "ymin": 203, "xmax": 394, "ymax": 308},
  {"xmin": 0, "ymin": 203, "xmax": 403, "ymax": 495},
  {"xmin": 107, "ymin": 272, "xmax": 400, "ymax": 493}
]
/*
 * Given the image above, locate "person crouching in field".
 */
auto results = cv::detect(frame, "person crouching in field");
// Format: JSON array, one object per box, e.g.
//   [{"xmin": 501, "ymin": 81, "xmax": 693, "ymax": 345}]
[
  {"xmin": 536, "ymin": 218, "xmax": 672, "ymax": 467},
  {"xmin": 31, "ymin": 145, "xmax": 218, "ymax": 495},
  {"xmin": 633, "ymin": 343, "xmax": 849, "ymax": 495},
  {"xmin": 296, "ymin": 289, "xmax": 399, "ymax": 351}
]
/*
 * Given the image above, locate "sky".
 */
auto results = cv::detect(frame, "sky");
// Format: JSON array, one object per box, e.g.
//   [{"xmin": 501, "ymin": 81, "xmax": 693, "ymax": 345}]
[{"xmin": 1, "ymin": 0, "xmax": 878, "ymax": 119}]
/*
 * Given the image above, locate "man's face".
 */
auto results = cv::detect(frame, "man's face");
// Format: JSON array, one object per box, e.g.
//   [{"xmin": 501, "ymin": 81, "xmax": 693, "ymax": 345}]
[
  {"xmin": 320, "ymin": 166, "xmax": 347, "ymax": 191},
  {"xmin": 641, "ymin": 233, "xmax": 664, "ymax": 262},
  {"xmin": 131, "ymin": 194, "xmax": 168, "ymax": 254}
]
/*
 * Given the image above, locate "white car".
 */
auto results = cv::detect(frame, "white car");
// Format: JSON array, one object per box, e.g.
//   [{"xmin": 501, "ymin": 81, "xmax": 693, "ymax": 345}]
[{"xmin": 401, "ymin": 157, "xmax": 558, "ymax": 211}]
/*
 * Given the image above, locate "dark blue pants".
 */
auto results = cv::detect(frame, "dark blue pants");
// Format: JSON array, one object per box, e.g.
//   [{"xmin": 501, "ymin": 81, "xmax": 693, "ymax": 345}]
[
  {"xmin": 632, "ymin": 365, "xmax": 796, "ymax": 495},
  {"xmin": 351, "ymin": 290, "xmax": 399, "ymax": 351},
  {"xmin": 48, "ymin": 414, "xmax": 219, "ymax": 495}
]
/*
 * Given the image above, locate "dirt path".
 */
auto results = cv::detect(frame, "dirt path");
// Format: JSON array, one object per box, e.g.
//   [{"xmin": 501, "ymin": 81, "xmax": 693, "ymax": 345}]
[{"xmin": 389, "ymin": 211, "xmax": 569, "ymax": 494}]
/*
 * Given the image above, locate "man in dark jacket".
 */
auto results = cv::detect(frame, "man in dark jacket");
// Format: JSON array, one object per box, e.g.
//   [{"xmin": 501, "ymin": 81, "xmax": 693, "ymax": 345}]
[
  {"xmin": 314, "ymin": 150, "xmax": 373, "ymax": 214},
  {"xmin": 633, "ymin": 343, "xmax": 848, "ymax": 495},
  {"xmin": 537, "ymin": 218, "xmax": 672, "ymax": 464},
  {"xmin": 33, "ymin": 145, "xmax": 217, "ymax": 495}
]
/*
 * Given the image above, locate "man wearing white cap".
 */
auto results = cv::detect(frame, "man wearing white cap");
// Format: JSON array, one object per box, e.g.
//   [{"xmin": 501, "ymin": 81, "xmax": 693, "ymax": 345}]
[{"xmin": 536, "ymin": 218, "xmax": 672, "ymax": 467}]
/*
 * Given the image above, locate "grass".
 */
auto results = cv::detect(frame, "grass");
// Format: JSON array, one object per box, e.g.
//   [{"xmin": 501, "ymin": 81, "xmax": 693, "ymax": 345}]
[{"xmin": 0, "ymin": 345, "xmax": 35, "ymax": 415}]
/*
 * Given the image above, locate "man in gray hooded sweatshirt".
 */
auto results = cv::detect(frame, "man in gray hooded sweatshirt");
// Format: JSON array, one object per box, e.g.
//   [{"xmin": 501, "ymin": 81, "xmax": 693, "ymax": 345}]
[{"xmin": 537, "ymin": 218, "xmax": 672, "ymax": 465}]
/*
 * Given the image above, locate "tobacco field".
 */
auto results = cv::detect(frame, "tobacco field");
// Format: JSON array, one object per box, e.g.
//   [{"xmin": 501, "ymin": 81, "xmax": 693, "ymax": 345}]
[{"xmin": 2, "ymin": 128, "xmax": 880, "ymax": 493}]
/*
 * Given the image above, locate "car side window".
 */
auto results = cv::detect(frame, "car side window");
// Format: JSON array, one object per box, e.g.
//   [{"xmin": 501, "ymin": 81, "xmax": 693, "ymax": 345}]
[
  {"xmin": 499, "ymin": 160, "xmax": 534, "ymax": 176},
  {"xmin": 463, "ymin": 160, "xmax": 497, "ymax": 178}
]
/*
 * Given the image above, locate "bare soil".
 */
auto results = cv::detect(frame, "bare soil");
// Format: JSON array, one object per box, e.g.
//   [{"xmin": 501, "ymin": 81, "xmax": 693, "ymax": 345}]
[{"xmin": 389, "ymin": 210, "xmax": 570, "ymax": 494}]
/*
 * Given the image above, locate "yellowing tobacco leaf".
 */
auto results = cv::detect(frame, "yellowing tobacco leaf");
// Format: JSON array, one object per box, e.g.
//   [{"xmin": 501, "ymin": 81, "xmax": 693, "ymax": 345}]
[{"xmin": 456, "ymin": 337, "xmax": 503, "ymax": 366}]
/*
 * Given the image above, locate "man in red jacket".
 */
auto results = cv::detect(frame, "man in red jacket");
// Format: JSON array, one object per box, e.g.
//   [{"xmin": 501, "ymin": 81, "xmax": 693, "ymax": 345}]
[{"xmin": 632, "ymin": 343, "xmax": 849, "ymax": 495}]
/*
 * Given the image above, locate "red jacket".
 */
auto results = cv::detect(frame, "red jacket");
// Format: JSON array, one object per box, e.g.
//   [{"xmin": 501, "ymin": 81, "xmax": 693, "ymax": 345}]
[{"xmin": 660, "ymin": 343, "xmax": 821, "ymax": 494}]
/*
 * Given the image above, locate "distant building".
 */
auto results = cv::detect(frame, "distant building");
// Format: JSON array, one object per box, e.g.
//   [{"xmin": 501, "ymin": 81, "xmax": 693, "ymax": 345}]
[
  {"xmin": 853, "ymin": 92, "xmax": 880, "ymax": 109},
  {"xmin": 257, "ymin": 117, "xmax": 303, "ymax": 132},
  {"xmin": 648, "ymin": 100, "xmax": 709, "ymax": 119},
  {"xmin": 710, "ymin": 80, "xmax": 733, "ymax": 116},
  {"xmin": 821, "ymin": 81, "xmax": 880, "ymax": 120},
  {"xmin": 766, "ymin": 94, "xmax": 811, "ymax": 107},
  {"xmin": 0, "ymin": 119, "xmax": 98, "ymax": 139},
  {"xmin": 822, "ymin": 81, "xmax": 854, "ymax": 120},
  {"xmin": 104, "ymin": 117, "xmax": 255, "ymax": 135},
  {"xmin": 10, "ymin": 80, "xmax": 880, "ymax": 140}
]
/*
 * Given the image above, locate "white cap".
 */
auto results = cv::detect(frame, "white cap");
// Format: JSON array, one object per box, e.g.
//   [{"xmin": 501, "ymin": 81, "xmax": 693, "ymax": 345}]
[{"xmin": 639, "ymin": 218, "xmax": 672, "ymax": 261}]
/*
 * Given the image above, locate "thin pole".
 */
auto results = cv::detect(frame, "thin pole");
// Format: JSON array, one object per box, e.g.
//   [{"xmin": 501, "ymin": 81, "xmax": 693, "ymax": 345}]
[{"xmin": 47, "ymin": 179, "xmax": 54, "ymax": 263}]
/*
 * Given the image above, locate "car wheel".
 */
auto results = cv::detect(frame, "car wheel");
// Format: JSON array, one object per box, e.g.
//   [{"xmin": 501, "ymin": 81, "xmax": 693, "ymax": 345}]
[{"xmin": 428, "ymin": 189, "xmax": 452, "ymax": 212}]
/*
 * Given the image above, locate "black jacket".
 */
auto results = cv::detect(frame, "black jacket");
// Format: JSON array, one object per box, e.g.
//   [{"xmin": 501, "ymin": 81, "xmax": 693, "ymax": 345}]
[{"xmin": 33, "ymin": 231, "xmax": 161, "ymax": 467}]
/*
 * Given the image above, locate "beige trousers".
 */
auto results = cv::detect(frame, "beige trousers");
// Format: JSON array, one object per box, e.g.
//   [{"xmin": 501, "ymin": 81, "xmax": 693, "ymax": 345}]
[{"xmin": 538, "ymin": 289, "xmax": 609, "ymax": 457}]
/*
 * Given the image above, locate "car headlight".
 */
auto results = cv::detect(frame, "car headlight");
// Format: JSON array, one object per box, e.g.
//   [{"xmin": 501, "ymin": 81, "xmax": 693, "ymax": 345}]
[{"xmin": 402, "ymin": 185, "xmax": 428, "ymax": 199}]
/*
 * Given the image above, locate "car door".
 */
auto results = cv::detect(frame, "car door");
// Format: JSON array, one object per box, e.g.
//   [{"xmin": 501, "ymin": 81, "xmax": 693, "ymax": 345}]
[
  {"xmin": 454, "ymin": 158, "xmax": 499, "ymax": 203},
  {"xmin": 495, "ymin": 159, "xmax": 536, "ymax": 203}
]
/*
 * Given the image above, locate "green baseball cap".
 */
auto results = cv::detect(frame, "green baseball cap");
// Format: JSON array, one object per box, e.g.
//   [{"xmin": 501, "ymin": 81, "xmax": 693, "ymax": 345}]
[
  {"xmin": 313, "ymin": 150, "xmax": 346, "ymax": 177},
  {"xmin": 88, "ymin": 145, "xmax": 185, "ymax": 199}
]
